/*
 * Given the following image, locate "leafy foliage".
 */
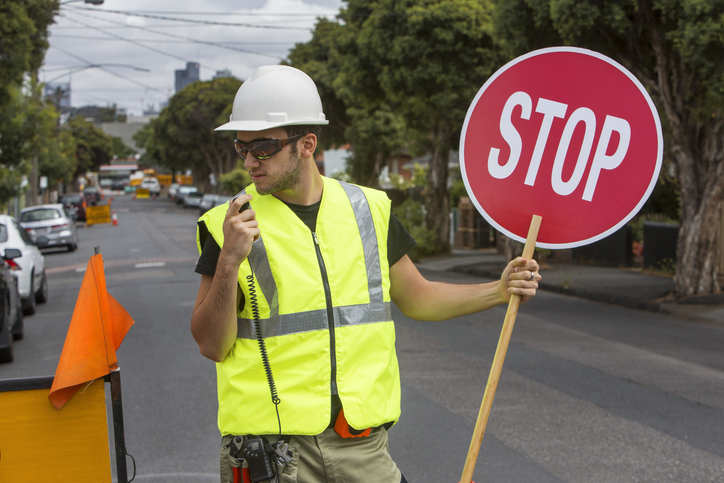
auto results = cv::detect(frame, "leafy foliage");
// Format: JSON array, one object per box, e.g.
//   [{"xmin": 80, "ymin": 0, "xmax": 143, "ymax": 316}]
[
  {"xmin": 0, "ymin": 0, "xmax": 59, "ymax": 205},
  {"xmin": 135, "ymin": 78, "xmax": 241, "ymax": 192},
  {"xmin": 219, "ymin": 161, "xmax": 252, "ymax": 196},
  {"xmin": 493, "ymin": 0, "xmax": 724, "ymax": 295},
  {"xmin": 290, "ymin": 0, "xmax": 499, "ymax": 252},
  {"xmin": 0, "ymin": 0, "xmax": 58, "ymax": 105},
  {"xmin": 392, "ymin": 199, "xmax": 440, "ymax": 261},
  {"xmin": 64, "ymin": 116, "xmax": 113, "ymax": 177}
]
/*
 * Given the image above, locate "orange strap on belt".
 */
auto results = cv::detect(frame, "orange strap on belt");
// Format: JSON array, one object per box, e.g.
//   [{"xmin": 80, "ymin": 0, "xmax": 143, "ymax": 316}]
[
  {"xmin": 334, "ymin": 408, "xmax": 372, "ymax": 438},
  {"xmin": 232, "ymin": 467, "xmax": 251, "ymax": 483}
]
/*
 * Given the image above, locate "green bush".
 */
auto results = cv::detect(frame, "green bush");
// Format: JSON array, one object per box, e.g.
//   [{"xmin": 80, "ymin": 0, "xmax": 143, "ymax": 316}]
[
  {"xmin": 219, "ymin": 163, "xmax": 251, "ymax": 195},
  {"xmin": 393, "ymin": 198, "xmax": 440, "ymax": 261}
]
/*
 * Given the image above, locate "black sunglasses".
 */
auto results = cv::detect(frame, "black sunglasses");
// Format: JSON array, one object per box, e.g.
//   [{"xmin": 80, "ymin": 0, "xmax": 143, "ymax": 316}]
[{"xmin": 233, "ymin": 134, "xmax": 303, "ymax": 160}]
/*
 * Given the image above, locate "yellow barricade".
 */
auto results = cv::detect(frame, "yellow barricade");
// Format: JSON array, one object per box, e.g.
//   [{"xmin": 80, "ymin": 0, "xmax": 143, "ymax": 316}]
[
  {"xmin": 157, "ymin": 174, "xmax": 172, "ymax": 186},
  {"xmin": 85, "ymin": 205, "xmax": 111, "ymax": 225},
  {"xmin": 0, "ymin": 378, "xmax": 112, "ymax": 481},
  {"xmin": 175, "ymin": 175, "xmax": 194, "ymax": 185},
  {"xmin": 135, "ymin": 188, "xmax": 150, "ymax": 199}
]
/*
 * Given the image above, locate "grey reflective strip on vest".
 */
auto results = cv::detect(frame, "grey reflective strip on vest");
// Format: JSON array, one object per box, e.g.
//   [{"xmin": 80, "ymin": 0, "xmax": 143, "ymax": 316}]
[
  {"xmin": 247, "ymin": 237, "xmax": 279, "ymax": 320},
  {"xmin": 339, "ymin": 181, "xmax": 384, "ymax": 305},
  {"xmin": 237, "ymin": 180, "xmax": 388, "ymax": 339},
  {"xmin": 237, "ymin": 302, "xmax": 392, "ymax": 339}
]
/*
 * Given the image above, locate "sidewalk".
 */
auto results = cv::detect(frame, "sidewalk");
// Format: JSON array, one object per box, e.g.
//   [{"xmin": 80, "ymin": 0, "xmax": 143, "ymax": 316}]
[{"xmin": 415, "ymin": 249, "xmax": 724, "ymax": 324}]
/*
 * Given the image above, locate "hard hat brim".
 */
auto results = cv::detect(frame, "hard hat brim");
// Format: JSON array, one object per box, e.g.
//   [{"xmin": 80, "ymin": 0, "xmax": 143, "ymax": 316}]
[{"xmin": 215, "ymin": 119, "xmax": 329, "ymax": 132}]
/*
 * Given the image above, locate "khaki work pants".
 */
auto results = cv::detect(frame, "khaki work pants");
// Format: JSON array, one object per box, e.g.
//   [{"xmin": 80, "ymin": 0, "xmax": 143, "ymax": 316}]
[{"xmin": 220, "ymin": 426, "xmax": 402, "ymax": 483}]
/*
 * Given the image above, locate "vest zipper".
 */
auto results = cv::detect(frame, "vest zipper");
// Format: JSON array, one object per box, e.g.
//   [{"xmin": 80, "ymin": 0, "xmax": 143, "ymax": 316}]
[{"xmin": 313, "ymin": 231, "xmax": 338, "ymax": 395}]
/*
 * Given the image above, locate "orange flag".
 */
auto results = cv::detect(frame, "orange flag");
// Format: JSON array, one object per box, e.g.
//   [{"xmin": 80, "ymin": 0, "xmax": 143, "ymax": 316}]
[{"xmin": 49, "ymin": 253, "xmax": 134, "ymax": 410}]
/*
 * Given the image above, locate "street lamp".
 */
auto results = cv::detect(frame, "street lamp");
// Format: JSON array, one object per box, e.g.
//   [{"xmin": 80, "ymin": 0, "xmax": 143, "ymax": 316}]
[{"xmin": 45, "ymin": 64, "xmax": 150, "ymax": 85}]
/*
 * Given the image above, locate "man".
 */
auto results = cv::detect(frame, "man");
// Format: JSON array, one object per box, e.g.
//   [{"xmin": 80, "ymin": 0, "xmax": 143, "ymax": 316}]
[{"xmin": 191, "ymin": 65, "xmax": 541, "ymax": 483}]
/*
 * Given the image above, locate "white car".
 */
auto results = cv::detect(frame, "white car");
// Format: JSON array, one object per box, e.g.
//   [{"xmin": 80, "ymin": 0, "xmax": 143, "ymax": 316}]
[
  {"xmin": 19, "ymin": 204, "xmax": 79, "ymax": 251},
  {"xmin": 140, "ymin": 177, "xmax": 161, "ymax": 196},
  {"xmin": 0, "ymin": 215, "xmax": 47, "ymax": 315}
]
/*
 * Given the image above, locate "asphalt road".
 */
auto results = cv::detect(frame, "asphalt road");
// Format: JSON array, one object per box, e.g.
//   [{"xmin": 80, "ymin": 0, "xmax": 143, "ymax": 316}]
[{"xmin": 1, "ymin": 193, "xmax": 722, "ymax": 483}]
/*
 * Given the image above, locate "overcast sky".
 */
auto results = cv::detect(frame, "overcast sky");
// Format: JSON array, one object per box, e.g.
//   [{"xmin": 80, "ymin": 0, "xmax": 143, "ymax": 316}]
[{"xmin": 42, "ymin": 0, "xmax": 344, "ymax": 116}]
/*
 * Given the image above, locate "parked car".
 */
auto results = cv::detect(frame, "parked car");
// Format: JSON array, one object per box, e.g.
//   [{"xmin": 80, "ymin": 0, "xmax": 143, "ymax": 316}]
[
  {"xmin": 140, "ymin": 177, "xmax": 161, "ymax": 197},
  {"xmin": 0, "ymin": 215, "xmax": 48, "ymax": 316},
  {"xmin": 175, "ymin": 186, "xmax": 198, "ymax": 205},
  {"xmin": 183, "ymin": 191, "xmax": 204, "ymax": 210},
  {"xmin": 199, "ymin": 194, "xmax": 224, "ymax": 215},
  {"xmin": 83, "ymin": 186, "xmax": 103, "ymax": 205},
  {"xmin": 111, "ymin": 178, "xmax": 129, "ymax": 191},
  {"xmin": 168, "ymin": 183, "xmax": 180, "ymax": 200},
  {"xmin": 19, "ymin": 204, "xmax": 79, "ymax": 252},
  {"xmin": 59, "ymin": 192, "xmax": 87, "ymax": 221},
  {"xmin": 0, "ymin": 248, "xmax": 24, "ymax": 363}
]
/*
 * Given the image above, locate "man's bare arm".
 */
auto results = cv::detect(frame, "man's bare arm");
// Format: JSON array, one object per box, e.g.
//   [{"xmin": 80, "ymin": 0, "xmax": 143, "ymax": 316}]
[
  {"xmin": 389, "ymin": 255, "xmax": 540, "ymax": 321},
  {"xmin": 190, "ymin": 194, "xmax": 259, "ymax": 362}
]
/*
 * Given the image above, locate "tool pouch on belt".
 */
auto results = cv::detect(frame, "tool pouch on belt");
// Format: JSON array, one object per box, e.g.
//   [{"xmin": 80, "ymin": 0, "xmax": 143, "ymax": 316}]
[{"xmin": 334, "ymin": 408, "xmax": 371, "ymax": 438}]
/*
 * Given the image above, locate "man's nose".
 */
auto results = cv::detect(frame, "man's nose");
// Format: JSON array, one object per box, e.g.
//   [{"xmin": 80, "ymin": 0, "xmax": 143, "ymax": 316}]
[{"xmin": 244, "ymin": 155, "xmax": 261, "ymax": 169}]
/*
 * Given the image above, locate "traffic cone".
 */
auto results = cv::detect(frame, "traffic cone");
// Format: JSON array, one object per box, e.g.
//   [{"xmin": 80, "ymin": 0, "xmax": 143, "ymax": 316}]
[{"xmin": 112, "ymin": 211, "xmax": 118, "ymax": 226}]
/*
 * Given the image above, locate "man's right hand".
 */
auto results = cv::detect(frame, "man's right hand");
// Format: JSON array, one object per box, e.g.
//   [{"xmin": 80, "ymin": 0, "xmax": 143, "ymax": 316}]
[{"xmin": 222, "ymin": 193, "xmax": 260, "ymax": 266}]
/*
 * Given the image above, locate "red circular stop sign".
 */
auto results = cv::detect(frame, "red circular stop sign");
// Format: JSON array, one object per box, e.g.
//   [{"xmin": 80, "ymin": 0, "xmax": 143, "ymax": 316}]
[{"xmin": 460, "ymin": 47, "xmax": 663, "ymax": 248}]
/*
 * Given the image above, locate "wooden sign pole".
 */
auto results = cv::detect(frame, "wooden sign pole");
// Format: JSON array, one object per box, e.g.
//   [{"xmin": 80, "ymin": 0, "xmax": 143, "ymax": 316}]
[{"xmin": 460, "ymin": 215, "xmax": 542, "ymax": 483}]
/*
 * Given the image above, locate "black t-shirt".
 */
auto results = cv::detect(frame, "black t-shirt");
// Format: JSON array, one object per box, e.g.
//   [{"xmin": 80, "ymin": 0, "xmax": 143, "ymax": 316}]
[{"xmin": 195, "ymin": 199, "xmax": 416, "ymax": 278}]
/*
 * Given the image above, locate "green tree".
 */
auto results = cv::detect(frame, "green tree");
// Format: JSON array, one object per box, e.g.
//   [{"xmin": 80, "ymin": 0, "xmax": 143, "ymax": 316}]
[
  {"xmin": 291, "ymin": 1, "xmax": 498, "ymax": 253},
  {"xmin": 493, "ymin": 0, "xmax": 723, "ymax": 296},
  {"xmin": 65, "ymin": 116, "xmax": 113, "ymax": 177},
  {"xmin": 110, "ymin": 136, "xmax": 135, "ymax": 159},
  {"xmin": 0, "ymin": 80, "xmax": 74, "ymax": 204},
  {"xmin": 219, "ymin": 161, "xmax": 252, "ymax": 195},
  {"xmin": 135, "ymin": 78, "xmax": 241, "ymax": 192},
  {"xmin": 0, "ymin": 0, "xmax": 58, "ymax": 106},
  {"xmin": 289, "ymin": 10, "xmax": 408, "ymax": 189},
  {"xmin": 287, "ymin": 18, "xmax": 349, "ymax": 151},
  {"xmin": 350, "ymin": 0, "xmax": 499, "ymax": 252},
  {"xmin": 33, "ymin": 94, "xmax": 76, "ymax": 187},
  {"xmin": 0, "ymin": 0, "xmax": 59, "ymax": 205},
  {"xmin": 0, "ymin": 86, "xmax": 31, "ymax": 203}
]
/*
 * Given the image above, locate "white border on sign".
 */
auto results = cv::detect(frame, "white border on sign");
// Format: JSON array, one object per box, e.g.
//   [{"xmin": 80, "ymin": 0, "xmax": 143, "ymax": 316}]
[{"xmin": 459, "ymin": 46, "xmax": 664, "ymax": 249}]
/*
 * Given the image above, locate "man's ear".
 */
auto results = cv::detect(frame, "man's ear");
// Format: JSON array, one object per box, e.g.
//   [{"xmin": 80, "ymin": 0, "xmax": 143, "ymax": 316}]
[{"xmin": 300, "ymin": 133, "xmax": 317, "ymax": 159}]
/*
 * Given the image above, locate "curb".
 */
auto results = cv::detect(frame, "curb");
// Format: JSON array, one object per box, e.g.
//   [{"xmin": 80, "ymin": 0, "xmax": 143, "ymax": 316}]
[{"xmin": 451, "ymin": 265, "xmax": 670, "ymax": 314}]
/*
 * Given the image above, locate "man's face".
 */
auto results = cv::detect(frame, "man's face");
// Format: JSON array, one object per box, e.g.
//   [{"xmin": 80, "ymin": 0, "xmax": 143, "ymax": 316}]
[{"xmin": 237, "ymin": 127, "xmax": 303, "ymax": 196}]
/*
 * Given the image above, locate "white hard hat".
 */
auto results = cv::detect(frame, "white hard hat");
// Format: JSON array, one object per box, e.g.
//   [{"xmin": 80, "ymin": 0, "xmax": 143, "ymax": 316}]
[{"xmin": 215, "ymin": 65, "xmax": 329, "ymax": 132}]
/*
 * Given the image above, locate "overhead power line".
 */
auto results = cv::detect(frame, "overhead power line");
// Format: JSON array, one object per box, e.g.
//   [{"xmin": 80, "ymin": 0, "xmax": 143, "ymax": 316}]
[
  {"xmin": 50, "ymin": 44, "xmax": 167, "ymax": 95},
  {"xmin": 51, "ymin": 34, "xmax": 294, "ymax": 45},
  {"xmin": 64, "ymin": 10, "xmax": 286, "ymax": 61},
  {"xmin": 59, "ymin": 14, "xmax": 228, "ymax": 74},
  {"xmin": 66, "ymin": 5, "xmax": 318, "ymax": 30},
  {"xmin": 67, "ymin": 8, "xmax": 337, "ymax": 16}
]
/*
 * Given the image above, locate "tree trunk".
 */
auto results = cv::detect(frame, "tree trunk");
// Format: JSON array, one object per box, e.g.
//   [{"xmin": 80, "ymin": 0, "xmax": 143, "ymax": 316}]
[
  {"xmin": 672, "ymin": 130, "xmax": 723, "ymax": 296},
  {"xmin": 425, "ymin": 124, "xmax": 451, "ymax": 253},
  {"xmin": 675, "ymin": 186, "xmax": 722, "ymax": 296},
  {"xmin": 649, "ymin": 20, "xmax": 723, "ymax": 297},
  {"xmin": 364, "ymin": 152, "xmax": 384, "ymax": 189}
]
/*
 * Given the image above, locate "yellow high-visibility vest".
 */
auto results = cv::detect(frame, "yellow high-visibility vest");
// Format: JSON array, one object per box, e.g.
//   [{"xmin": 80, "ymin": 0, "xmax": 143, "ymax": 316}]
[{"xmin": 197, "ymin": 177, "xmax": 400, "ymax": 436}]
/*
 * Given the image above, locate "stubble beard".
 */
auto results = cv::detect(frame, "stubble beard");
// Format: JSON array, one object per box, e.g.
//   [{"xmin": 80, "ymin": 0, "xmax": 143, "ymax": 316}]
[{"xmin": 254, "ymin": 150, "xmax": 304, "ymax": 196}]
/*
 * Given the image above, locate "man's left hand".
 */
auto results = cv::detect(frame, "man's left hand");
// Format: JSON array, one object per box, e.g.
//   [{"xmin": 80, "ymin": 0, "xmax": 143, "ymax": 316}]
[{"xmin": 499, "ymin": 257, "xmax": 541, "ymax": 305}]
